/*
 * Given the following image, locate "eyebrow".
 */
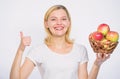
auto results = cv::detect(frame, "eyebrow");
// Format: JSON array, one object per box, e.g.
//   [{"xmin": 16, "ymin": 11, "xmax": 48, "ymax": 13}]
[{"xmin": 49, "ymin": 16, "xmax": 68, "ymax": 18}]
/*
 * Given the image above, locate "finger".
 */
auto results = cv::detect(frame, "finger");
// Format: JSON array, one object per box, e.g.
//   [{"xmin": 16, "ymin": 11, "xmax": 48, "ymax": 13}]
[
  {"xmin": 96, "ymin": 53, "xmax": 100, "ymax": 59},
  {"xmin": 96, "ymin": 53, "xmax": 98, "ymax": 58},
  {"xmin": 101, "ymin": 53, "xmax": 104, "ymax": 58},
  {"xmin": 25, "ymin": 38, "xmax": 31, "ymax": 46},
  {"xmin": 97, "ymin": 53, "xmax": 104, "ymax": 59},
  {"xmin": 20, "ymin": 31, "xmax": 24, "ymax": 38},
  {"xmin": 101, "ymin": 54, "xmax": 110, "ymax": 61},
  {"xmin": 105, "ymin": 54, "xmax": 110, "ymax": 59},
  {"xmin": 98, "ymin": 53, "xmax": 102, "ymax": 58}
]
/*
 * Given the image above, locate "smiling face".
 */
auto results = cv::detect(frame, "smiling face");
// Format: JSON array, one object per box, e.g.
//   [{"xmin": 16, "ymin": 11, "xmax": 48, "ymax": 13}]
[
  {"xmin": 44, "ymin": 5, "xmax": 73, "ymax": 45},
  {"xmin": 45, "ymin": 9, "xmax": 70, "ymax": 37}
]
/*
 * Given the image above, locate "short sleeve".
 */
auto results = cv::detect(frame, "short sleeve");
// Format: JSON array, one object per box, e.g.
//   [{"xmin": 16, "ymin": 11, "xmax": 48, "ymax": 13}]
[
  {"xmin": 75, "ymin": 44, "xmax": 89, "ymax": 64},
  {"xmin": 26, "ymin": 46, "xmax": 42, "ymax": 66},
  {"xmin": 80, "ymin": 46, "xmax": 89, "ymax": 64}
]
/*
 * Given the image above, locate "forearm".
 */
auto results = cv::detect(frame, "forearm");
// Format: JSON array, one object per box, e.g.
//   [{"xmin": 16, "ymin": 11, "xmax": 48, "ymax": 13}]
[
  {"xmin": 88, "ymin": 53, "xmax": 110, "ymax": 79},
  {"xmin": 88, "ymin": 61, "xmax": 101, "ymax": 79},
  {"xmin": 10, "ymin": 44, "xmax": 25, "ymax": 79}
]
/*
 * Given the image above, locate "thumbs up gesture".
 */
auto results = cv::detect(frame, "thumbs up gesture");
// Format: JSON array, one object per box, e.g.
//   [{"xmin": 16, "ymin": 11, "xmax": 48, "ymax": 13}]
[{"xmin": 20, "ymin": 32, "xmax": 31, "ymax": 47}]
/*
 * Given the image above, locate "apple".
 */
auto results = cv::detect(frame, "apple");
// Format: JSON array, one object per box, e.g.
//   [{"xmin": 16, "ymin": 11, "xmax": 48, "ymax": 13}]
[
  {"xmin": 101, "ymin": 39, "xmax": 111, "ymax": 49},
  {"xmin": 101, "ymin": 38, "xmax": 111, "ymax": 44},
  {"xmin": 97, "ymin": 23, "xmax": 110, "ymax": 35},
  {"xmin": 92, "ymin": 31, "xmax": 104, "ymax": 41},
  {"xmin": 106, "ymin": 31, "xmax": 119, "ymax": 42}
]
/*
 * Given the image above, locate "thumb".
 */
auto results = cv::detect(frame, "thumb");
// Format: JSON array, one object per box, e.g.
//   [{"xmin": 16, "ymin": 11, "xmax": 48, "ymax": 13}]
[{"xmin": 20, "ymin": 31, "xmax": 24, "ymax": 38}]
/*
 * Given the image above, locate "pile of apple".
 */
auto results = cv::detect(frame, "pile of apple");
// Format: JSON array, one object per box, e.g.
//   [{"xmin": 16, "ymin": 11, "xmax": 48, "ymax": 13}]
[{"xmin": 89, "ymin": 23, "xmax": 119, "ymax": 53}]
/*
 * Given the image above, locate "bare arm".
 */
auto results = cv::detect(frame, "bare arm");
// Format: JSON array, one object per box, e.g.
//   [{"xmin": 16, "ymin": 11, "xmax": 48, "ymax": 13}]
[
  {"xmin": 88, "ymin": 53, "xmax": 110, "ymax": 79},
  {"xmin": 78, "ymin": 62, "xmax": 88, "ymax": 79},
  {"xmin": 10, "ymin": 32, "xmax": 34, "ymax": 79}
]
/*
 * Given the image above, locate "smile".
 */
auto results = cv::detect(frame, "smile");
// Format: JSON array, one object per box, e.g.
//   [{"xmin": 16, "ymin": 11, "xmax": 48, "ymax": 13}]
[{"xmin": 54, "ymin": 26, "xmax": 64, "ymax": 31}]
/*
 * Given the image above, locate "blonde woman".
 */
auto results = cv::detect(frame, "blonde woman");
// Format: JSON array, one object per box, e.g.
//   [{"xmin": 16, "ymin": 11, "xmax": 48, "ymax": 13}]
[{"xmin": 10, "ymin": 5, "xmax": 110, "ymax": 79}]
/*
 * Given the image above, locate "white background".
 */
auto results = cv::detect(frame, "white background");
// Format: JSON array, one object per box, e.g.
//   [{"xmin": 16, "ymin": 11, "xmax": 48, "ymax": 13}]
[{"xmin": 0, "ymin": 0, "xmax": 120, "ymax": 79}]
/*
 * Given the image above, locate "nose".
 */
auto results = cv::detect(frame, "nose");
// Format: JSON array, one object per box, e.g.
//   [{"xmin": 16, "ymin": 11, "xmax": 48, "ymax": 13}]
[{"xmin": 56, "ymin": 19, "xmax": 62, "ymax": 25}]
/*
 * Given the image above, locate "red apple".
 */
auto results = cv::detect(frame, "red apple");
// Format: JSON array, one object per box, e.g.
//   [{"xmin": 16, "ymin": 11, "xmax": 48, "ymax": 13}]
[
  {"xmin": 106, "ymin": 31, "xmax": 119, "ymax": 42},
  {"xmin": 92, "ymin": 31, "xmax": 104, "ymax": 41},
  {"xmin": 97, "ymin": 23, "xmax": 110, "ymax": 35}
]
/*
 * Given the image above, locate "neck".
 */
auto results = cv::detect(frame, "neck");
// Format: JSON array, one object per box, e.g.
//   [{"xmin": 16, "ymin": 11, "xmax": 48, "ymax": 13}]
[{"xmin": 50, "ymin": 36, "xmax": 67, "ymax": 49}]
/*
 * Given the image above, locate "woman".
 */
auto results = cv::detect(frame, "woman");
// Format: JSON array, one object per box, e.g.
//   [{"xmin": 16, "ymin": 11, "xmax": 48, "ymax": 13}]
[{"xmin": 10, "ymin": 5, "xmax": 110, "ymax": 79}]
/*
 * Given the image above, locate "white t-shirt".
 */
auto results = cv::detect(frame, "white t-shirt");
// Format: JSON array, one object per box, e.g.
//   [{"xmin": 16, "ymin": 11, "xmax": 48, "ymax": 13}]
[{"xmin": 27, "ymin": 43, "xmax": 88, "ymax": 79}]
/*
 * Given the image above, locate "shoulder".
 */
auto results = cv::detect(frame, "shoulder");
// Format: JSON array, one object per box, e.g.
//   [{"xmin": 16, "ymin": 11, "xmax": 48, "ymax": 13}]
[
  {"xmin": 73, "ymin": 42, "xmax": 88, "ymax": 56},
  {"xmin": 72, "ymin": 42, "xmax": 89, "ymax": 63},
  {"xmin": 31, "ymin": 43, "xmax": 46, "ymax": 51},
  {"xmin": 28, "ymin": 43, "xmax": 47, "ymax": 55},
  {"xmin": 74, "ymin": 42, "xmax": 87, "ymax": 50},
  {"xmin": 26, "ymin": 43, "xmax": 47, "ymax": 65}
]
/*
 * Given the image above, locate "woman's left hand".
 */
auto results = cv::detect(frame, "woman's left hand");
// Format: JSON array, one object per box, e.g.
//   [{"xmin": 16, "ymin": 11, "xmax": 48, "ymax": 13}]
[{"xmin": 94, "ymin": 53, "xmax": 110, "ymax": 66}]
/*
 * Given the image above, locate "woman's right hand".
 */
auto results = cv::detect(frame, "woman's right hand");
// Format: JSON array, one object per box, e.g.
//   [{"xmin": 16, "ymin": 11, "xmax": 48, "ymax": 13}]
[{"xmin": 19, "ymin": 31, "xmax": 31, "ymax": 51}]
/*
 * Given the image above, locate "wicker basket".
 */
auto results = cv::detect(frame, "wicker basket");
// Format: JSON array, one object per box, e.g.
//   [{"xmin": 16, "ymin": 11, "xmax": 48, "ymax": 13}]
[{"xmin": 89, "ymin": 33, "xmax": 118, "ymax": 54}]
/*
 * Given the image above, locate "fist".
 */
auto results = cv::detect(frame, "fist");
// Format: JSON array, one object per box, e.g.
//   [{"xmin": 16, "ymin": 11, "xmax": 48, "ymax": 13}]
[{"xmin": 20, "ymin": 32, "xmax": 31, "ymax": 46}]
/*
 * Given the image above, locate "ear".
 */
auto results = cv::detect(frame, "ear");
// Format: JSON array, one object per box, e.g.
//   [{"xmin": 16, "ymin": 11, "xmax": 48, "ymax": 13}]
[{"xmin": 44, "ymin": 21, "xmax": 49, "ymax": 28}]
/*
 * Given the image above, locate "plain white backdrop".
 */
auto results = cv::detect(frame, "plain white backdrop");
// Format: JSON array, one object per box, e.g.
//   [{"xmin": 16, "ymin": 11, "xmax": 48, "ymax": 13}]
[{"xmin": 0, "ymin": 0, "xmax": 120, "ymax": 79}]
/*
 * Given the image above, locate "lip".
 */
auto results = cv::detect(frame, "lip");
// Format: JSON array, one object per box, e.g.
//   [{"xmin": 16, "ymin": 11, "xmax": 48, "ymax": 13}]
[{"xmin": 54, "ymin": 26, "xmax": 64, "ymax": 31}]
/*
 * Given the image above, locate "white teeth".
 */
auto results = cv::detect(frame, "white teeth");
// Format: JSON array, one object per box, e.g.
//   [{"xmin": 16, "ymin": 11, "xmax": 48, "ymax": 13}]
[{"xmin": 54, "ymin": 26, "xmax": 64, "ymax": 31}]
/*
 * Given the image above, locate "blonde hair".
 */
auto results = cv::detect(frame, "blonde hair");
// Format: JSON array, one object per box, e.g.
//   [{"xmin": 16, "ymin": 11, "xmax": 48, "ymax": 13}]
[{"xmin": 44, "ymin": 5, "xmax": 73, "ymax": 45}]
